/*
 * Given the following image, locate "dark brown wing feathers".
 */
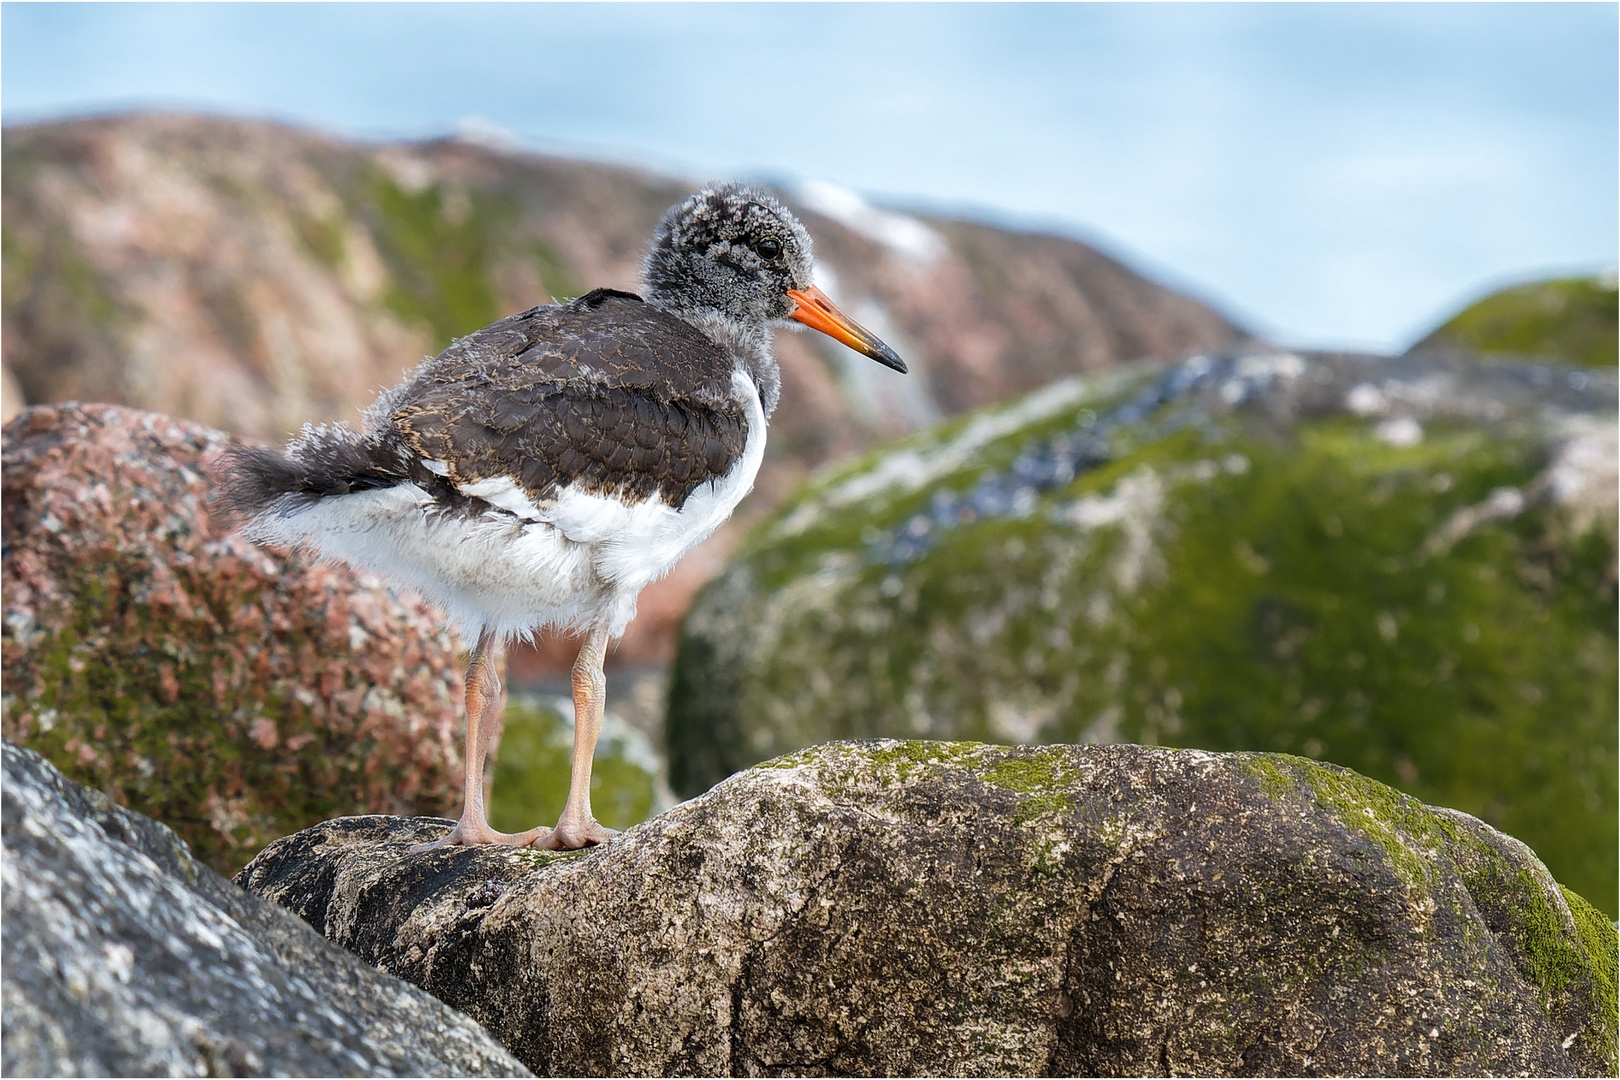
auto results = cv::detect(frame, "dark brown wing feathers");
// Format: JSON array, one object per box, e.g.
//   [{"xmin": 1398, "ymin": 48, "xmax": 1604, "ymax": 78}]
[{"xmin": 391, "ymin": 291, "xmax": 749, "ymax": 510}]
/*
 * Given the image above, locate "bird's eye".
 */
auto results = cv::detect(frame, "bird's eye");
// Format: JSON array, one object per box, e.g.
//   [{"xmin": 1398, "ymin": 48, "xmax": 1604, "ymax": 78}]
[{"xmin": 755, "ymin": 239, "xmax": 782, "ymax": 261}]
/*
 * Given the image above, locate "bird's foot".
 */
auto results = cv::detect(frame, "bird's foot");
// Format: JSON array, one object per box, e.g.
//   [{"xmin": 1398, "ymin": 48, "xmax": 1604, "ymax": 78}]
[
  {"xmin": 531, "ymin": 814, "xmax": 618, "ymax": 851},
  {"xmin": 409, "ymin": 818, "xmax": 550, "ymax": 852}
]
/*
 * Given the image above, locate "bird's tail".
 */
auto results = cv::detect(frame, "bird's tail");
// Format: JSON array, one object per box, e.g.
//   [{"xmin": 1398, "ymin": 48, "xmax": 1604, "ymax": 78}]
[{"xmin": 213, "ymin": 423, "xmax": 412, "ymax": 526}]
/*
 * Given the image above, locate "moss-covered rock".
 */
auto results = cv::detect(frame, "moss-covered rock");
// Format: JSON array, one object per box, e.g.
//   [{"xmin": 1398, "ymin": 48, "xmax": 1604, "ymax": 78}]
[
  {"xmin": 669, "ymin": 350, "xmax": 1619, "ymax": 915},
  {"xmin": 1, "ymin": 404, "xmax": 465, "ymax": 875},
  {"xmin": 237, "ymin": 741, "xmax": 1617, "ymax": 1076},
  {"xmin": 1410, "ymin": 275, "xmax": 1618, "ymax": 368}
]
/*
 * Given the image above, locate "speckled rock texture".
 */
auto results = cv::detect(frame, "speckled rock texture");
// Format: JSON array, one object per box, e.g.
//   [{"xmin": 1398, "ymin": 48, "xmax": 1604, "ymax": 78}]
[
  {"xmin": 669, "ymin": 349, "xmax": 1619, "ymax": 914},
  {"xmin": 1, "ymin": 741, "xmax": 530, "ymax": 1077},
  {"xmin": 237, "ymin": 740, "xmax": 1617, "ymax": 1078},
  {"xmin": 1, "ymin": 402, "xmax": 464, "ymax": 875}
]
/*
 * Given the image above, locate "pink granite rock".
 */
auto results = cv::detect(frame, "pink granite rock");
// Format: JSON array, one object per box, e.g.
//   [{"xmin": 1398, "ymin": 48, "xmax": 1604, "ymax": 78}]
[{"xmin": 2, "ymin": 402, "xmax": 464, "ymax": 873}]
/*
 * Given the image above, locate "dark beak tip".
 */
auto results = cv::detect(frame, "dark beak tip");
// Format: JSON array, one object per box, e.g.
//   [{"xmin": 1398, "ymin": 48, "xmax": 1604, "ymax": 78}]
[{"xmin": 875, "ymin": 346, "xmax": 908, "ymax": 374}]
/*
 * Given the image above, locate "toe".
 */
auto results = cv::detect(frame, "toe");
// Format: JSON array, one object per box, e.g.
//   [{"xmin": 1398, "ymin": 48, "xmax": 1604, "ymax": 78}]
[
  {"xmin": 537, "ymin": 817, "xmax": 619, "ymax": 850},
  {"xmin": 407, "ymin": 819, "xmax": 549, "ymax": 851},
  {"xmin": 581, "ymin": 822, "xmax": 619, "ymax": 845},
  {"xmin": 408, "ymin": 826, "xmax": 464, "ymax": 853}
]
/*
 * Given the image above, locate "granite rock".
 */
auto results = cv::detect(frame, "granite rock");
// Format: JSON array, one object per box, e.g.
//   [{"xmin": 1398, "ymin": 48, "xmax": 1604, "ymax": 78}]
[
  {"xmin": 238, "ymin": 740, "xmax": 1617, "ymax": 1077},
  {"xmin": 1, "ymin": 741, "xmax": 530, "ymax": 1077},
  {"xmin": 1, "ymin": 402, "xmax": 464, "ymax": 875}
]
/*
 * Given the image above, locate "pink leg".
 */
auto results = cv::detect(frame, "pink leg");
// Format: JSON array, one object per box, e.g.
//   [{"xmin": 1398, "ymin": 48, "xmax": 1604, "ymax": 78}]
[
  {"xmin": 411, "ymin": 629, "xmax": 550, "ymax": 851},
  {"xmin": 534, "ymin": 626, "xmax": 618, "ymax": 850}
]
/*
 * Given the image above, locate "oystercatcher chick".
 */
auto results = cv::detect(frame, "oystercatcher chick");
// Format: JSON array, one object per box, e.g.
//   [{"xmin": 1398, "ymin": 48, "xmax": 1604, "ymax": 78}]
[{"xmin": 218, "ymin": 183, "xmax": 906, "ymax": 850}]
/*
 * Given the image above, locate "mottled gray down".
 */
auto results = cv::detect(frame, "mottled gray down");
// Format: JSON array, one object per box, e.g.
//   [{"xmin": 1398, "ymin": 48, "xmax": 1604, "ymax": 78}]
[
  {"xmin": 0, "ymin": 742, "xmax": 529, "ymax": 1078},
  {"xmin": 237, "ymin": 740, "xmax": 1616, "ymax": 1078}
]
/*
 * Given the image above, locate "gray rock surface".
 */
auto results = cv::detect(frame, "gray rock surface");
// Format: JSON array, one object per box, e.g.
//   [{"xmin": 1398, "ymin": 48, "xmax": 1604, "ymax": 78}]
[
  {"xmin": 0, "ymin": 741, "xmax": 530, "ymax": 1078},
  {"xmin": 238, "ymin": 739, "xmax": 1617, "ymax": 1077}
]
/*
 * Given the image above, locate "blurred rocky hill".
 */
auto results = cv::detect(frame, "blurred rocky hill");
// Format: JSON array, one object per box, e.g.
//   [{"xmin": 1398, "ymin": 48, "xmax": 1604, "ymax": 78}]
[
  {"xmin": 0, "ymin": 112, "xmax": 1247, "ymax": 675},
  {"xmin": 669, "ymin": 348, "xmax": 1619, "ymax": 913}
]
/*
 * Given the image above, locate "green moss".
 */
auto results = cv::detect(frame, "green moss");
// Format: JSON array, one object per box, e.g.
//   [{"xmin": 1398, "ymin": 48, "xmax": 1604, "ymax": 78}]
[
  {"xmin": 860, "ymin": 740, "xmax": 988, "ymax": 782},
  {"xmin": 1028, "ymin": 833, "xmax": 1066, "ymax": 876},
  {"xmin": 985, "ymin": 750, "xmax": 1062, "ymax": 792},
  {"xmin": 1561, "ymin": 884, "xmax": 1619, "ymax": 1068},
  {"xmin": 1239, "ymin": 755, "xmax": 1448, "ymax": 892},
  {"xmin": 759, "ymin": 741, "xmax": 1074, "ymax": 825},
  {"xmin": 1302, "ymin": 763, "xmax": 1445, "ymax": 892},
  {"xmin": 47, "ymin": 227, "xmax": 122, "ymax": 330},
  {"xmin": 1511, "ymin": 874, "xmax": 1619, "ymax": 1071},
  {"xmin": 1414, "ymin": 276, "xmax": 1618, "ymax": 368},
  {"xmin": 1120, "ymin": 420, "xmax": 1616, "ymax": 911},
  {"xmin": 1241, "ymin": 755, "xmax": 1297, "ymax": 802},
  {"xmin": 2, "ymin": 223, "xmax": 34, "ymax": 301},
  {"xmin": 1520, "ymin": 872, "xmax": 1591, "ymax": 997},
  {"xmin": 759, "ymin": 747, "xmax": 825, "ymax": 771},
  {"xmin": 2, "ymin": 219, "xmax": 129, "ymax": 400},
  {"xmin": 987, "ymin": 750, "xmax": 1072, "ymax": 821},
  {"xmin": 487, "ymin": 697, "xmax": 657, "ymax": 835}
]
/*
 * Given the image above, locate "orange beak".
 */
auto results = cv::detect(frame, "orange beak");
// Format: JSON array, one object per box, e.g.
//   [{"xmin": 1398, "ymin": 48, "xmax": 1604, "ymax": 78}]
[{"xmin": 787, "ymin": 286, "xmax": 907, "ymax": 373}]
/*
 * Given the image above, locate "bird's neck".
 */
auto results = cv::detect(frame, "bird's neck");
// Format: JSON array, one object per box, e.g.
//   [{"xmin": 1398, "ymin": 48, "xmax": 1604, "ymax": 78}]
[{"xmin": 648, "ymin": 297, "xmax": 782, "ymax": 418}]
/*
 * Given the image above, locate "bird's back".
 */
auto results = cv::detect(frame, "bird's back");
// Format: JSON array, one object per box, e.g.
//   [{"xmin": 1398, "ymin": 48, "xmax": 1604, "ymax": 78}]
[
  {"xmin": 405, "ymin": 289, "xmax": 736, "ymax": 400},
  {"xmin": 381, "ymin": 289, "xmax": 752, "ymax": 513}
]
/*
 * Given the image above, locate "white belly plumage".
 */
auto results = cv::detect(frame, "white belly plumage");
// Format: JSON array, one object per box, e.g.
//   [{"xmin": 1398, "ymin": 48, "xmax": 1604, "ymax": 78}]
[{"xmin": 246, "ymin": 370, "xmax": 767, "ymax": 640}]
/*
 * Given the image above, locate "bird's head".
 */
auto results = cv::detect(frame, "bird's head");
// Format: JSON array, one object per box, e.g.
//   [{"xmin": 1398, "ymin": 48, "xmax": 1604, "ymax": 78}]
[{"xmin": 645, "ymin": 183, "xmax": 906, "ymax": 373}]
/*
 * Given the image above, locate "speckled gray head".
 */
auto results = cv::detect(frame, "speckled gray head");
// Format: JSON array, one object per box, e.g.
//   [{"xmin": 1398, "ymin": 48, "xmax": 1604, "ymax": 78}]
[
  {"xmin": 644, "ymin": 182, "xmax": 906, "ymax": 375},
  {"xmin": 644, "ymin": 183, "xmax": 813, "ymax": 324}
]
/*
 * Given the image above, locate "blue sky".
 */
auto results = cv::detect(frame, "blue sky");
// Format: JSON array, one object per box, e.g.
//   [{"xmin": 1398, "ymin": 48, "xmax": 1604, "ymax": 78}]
[{"xmin": 4, "ymin": 2, "xmax": 1615, "ymax": 353}]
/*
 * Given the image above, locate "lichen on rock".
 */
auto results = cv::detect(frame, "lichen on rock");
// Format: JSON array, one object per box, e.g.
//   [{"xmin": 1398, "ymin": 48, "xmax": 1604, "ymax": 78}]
[{"xmin": 238, "ymin": 740, "xmax": 1617, "ymax": 1077}]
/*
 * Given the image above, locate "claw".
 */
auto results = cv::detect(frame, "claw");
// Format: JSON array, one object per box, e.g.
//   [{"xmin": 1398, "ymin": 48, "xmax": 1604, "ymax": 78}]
[{"xmin": 409, "ymin": 818, "xmax": 550, "ymax": 853}]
